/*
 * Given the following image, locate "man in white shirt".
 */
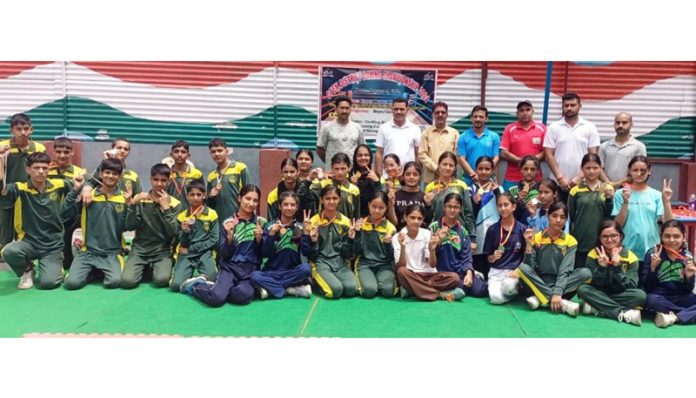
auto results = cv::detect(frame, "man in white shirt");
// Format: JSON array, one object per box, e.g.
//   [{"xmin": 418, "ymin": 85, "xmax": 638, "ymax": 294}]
[
  {"xmin": 599, "ymin": 112, "xmax": 647, "ymax": 188},
  {"xmin": 375, "ymin": 98, "xmax": 421, "ymax": 176},
  {"xmin": 317, "ymin": 95, "xmax": 365, "ymax": 164},
  {"xmin": 543, "ymin": 92, "xmax": 600, "ymax": 193}
]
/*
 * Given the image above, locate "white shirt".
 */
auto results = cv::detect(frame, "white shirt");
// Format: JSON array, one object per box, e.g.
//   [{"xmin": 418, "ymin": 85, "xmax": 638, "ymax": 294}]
[
  {"xmin": 376, "ymin": 119, "xmax": 421, "ymax": 176},
  {"xmin": 392, "ymin": 227, "xmax": 436, "ymax": 273},
  {"xmin": 544, "ymin": 116, "xmax": 600, "ymax": 180}
]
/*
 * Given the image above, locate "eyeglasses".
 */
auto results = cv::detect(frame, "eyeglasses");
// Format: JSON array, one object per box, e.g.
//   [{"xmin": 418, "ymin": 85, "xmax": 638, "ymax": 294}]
[
  {"xmin": 600, "ymin": 233, "xmax": 620, "ymax": 240},
  {"xmin": 445, "ymin": 205, "xmax": 461, "ymax": 210}
]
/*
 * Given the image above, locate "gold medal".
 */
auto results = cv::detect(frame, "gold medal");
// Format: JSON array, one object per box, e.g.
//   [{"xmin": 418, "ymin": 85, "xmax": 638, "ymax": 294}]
[{"xmin": 498, "ymin": 245, "xmax": 506, "ymax": 252}]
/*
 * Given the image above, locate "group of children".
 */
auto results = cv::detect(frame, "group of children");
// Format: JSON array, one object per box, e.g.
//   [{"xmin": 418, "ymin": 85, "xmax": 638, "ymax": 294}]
[{"xmin": 1, "ymin": 112, "xmax": 694, "ymax": 329}]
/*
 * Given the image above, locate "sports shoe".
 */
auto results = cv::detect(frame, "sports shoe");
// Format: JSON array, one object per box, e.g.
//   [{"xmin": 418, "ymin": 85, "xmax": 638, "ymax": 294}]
[
  {"xmin": 618, "ymin": 309, "xmax": 642, "ymax": 326},
  {"xmin": 179, "ymin": 275, "xmax": 207, "ymax": 295},
  {"xmin": 452, "ymin": 287, "xmax": 466, "ymax": 301},
  {"xmin": 439, "ymin": 290, "xmax": 456, "ymax": 302},
  {"xmin": 286, "ymin": 284, "xmax": 312, "ymax": 298},
  {"xmin": 655, "ymin": 312, "xmax": 678, "ymax": 328},
  {"xmin": 18, "ymin": 269, "xmax": 35, "ymax": 290},
  {"xmin": 561, "ymin": 300, "xmax": 580, "ymax": 317},
  {"xmin": 526, "ymin": 296, "xmax": 540, "ymax": 310},
  {"xmin": 581, "ymin": 302, "xmax": 600, "ymax": 316},
  {"xmin": 258, "ymin": 287, "xmax": 269, "ymax": 299}
]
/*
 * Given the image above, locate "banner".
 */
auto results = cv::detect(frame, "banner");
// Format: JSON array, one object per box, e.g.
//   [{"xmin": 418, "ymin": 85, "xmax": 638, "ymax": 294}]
[{"xmin": 319, "ymin": 67, "xmax": 437, "ymax": 140}]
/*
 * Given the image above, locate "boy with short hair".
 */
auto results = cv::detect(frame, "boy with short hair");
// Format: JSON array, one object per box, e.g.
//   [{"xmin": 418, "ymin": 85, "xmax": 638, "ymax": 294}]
[
  {"xmin": 170, "ymin": 180, "xmax": 219, "ymax": 291},
  {"xmin": 121, "ymin": 163, "xmax": 182, "ymax": 289},
  {"xmin": 48, "ymin": 136, "xmax": 86, "ymax": 269},
  {"xmin": 166, "ymin": 140, "xmax": 203, "ymax": 209},
  {"xmin": 0, "ymin": 152, "xmax": 71, "ymax": 289},
  {"xmin": 0, "ymin": 113, "xmax": 46, "ymax": 253},
  {"xmin": 206, "ymin": 138, "xmax": 249, "ymax": 221},
  {"xmin": 81, "ymin": 137, "xmax": 142, "ymax": 204},
  {"xmin": 62, "ymin": 158, "xmax": 129, "ymax": 290}
]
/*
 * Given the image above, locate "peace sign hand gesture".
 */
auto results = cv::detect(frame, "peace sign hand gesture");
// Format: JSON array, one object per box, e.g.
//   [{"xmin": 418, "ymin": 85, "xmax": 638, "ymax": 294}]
[
  {"xmin": 365, "ymin": 167, "xmax": 379, "ymax": 182},
  {"xmin": 662, "ymin": 178, "xmax": 673, "ymax": 202},
  {"xmin": 302, "ymin": 209, "xmax": 312, "ymax": 233},
  {"xmin": 650, "ymin": 245, "xmax": 663, "ymax": 271},
  {"xmin": 596, "ymin": 246, "xmax": 610, "ymax": 267},
  {"xmin": 269, "ymin": 220, "xmax": 283, "ymax": 236},
  {"xmin": 254, "ymin": 218, "xmax": 264, "ymax": 242}
]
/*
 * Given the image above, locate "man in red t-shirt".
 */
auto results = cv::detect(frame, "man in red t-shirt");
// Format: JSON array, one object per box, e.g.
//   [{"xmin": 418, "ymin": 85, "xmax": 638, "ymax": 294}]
[{"xmin": 499, "ymin": 101, "xmax": 546, "ymax": 190}]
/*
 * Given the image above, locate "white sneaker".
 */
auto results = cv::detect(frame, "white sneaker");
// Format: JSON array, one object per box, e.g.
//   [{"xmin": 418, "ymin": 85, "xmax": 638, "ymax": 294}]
[
  {"xmin": 581, "ymin": 302, "xmax": 599, "ymax": 316},
  {"xmin": 18, "ymin": 269, "xmax": 35, "ymax": 290},
  {"xmin": 561, "ymin": 300, "xmax": 580, "ymax": 317},
  {"xmin": 526, "ymin": 296, "xmax": 540, "ymax": 310},
  {"xmin": 258, "ymin": 287, "xmax": 269, "ymax": 300},
  {"xmin": 655, "ymin": 312, "xmax": 678, "ymax": 328},
  {"xmin": 618, "ymin": 309, "xmax": 642, "ymax": 326},
  {"xmin": 295, "ymin": 284, "xmax": 312, "ymax": 298}
]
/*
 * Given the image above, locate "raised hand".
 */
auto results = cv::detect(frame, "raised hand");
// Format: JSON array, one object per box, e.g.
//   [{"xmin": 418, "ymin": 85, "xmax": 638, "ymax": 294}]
[
  {"xmin": 382, "ymin": 232, "xmax": 393, "ymax": 244},
  {"xmin": 437, "ymin": 225, "xmax": 449, "ymax": 241},
  {"xmin": 309, "ymin": 225, "xmax": 319, "ymax": 242},
  {"xmin": 685, "ymin": 256, "xmax": 696, "ymax": 278},
  {"xmin": 492, "ymin": 249, "xmax": 504, "ymax": 262},
  {"xmin": 596, "ymin": 246, "xmax": 610, "ymax": 267},
  {"xmin": 350, "ymin": 171, "xmax": 361, "ymax": 185},
  {"xmin": 603, "ymin": 183, "xmax": 615, "ymax": 199},
  {"xmin": 81, "ymin": 186, "xmax": 94, "ymax": 206},
  {"xmin": 428, "ymin": 232, "xmax": 440, "ymax": 251},
  {"xmin": 397, "ymin": 231, "xmax": 407, "ymax": 247},
  {"xmin": 387, "ymin": 188, "xmax": 396, "ymax": 207},
  {"xmin": 302, "ymin": 209, "xmax": 312, "ymax": 233},
  {"xmin": 269, "ymin": 220, "xmax": 283, "ymax": 236},
  {"xmin": 662, "ymin": 178, "xmax": 673, "ymax": 202},
  {"xmin": 523, "ymin": 228, "xmax": 535, "ymax": 245},
  {"xmin": 353, "ymin": 217, "xmax": 365, "ymax": 232},
  {"xmin": 254, "ymin": 218, "xmax": 264, "ymax": 242},
  {"xmin": 424, "ymin": 191, "xmax": 435, "ymax": 206},
  {"xmin": 72, "ymin": 173, "xmax": 85, "ymax": 192},
  {"xmin": 209, "ymin": 184, "xmax": 222, "ymax": 198},
  {"xmin": 650, "ymin": 245, "xmax": 663, "ymax": 271},
  {"xmin": 610, "ymin": 246, "xmax": 621, "ymax": 265},
  {"xmin": 622, "ymin": 185, "xmax": 632, "ymax": 202},
  {"xmin": 365, "ymin": 167, "xmax": 379, "ymax": 182},
  {"xmin": 130, "ymin": 192, "xmax": 149, "ymax": 205}
]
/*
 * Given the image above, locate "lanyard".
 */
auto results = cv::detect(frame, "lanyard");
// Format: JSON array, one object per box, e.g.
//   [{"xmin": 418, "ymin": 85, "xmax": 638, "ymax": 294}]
[
  {"xmin": 499, "ymin": 220, "xmax": 515, "ymax": 247},
  {"xmin": 170, "ymin": 166, "xmax": 190, "ymax": 196},
  {"xmin": 216, "ymin": 161, "xmax": 231, "ymax": 186}
]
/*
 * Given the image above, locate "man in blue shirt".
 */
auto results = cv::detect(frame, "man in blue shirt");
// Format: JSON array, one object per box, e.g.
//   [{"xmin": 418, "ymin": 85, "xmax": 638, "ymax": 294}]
[{"xmin": 456, "ymin": 105, "xmax": 500, "ymax": 185}]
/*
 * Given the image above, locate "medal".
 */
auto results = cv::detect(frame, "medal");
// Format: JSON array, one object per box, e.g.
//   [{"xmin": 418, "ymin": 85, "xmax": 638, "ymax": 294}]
[
  {"xmin": 499, "ymin": 220, "xmax": 515, "ymax": 252},
  {"xmin": 497, "ymin": 245, "xmax": 506, "ymax": 252}
]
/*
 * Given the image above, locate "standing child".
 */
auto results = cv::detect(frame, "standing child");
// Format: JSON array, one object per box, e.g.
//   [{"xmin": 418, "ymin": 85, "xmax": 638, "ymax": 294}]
[
  {"xmin": 48, "ymin": 136, "xmax": 86, "ymax": 270},
  {"xmin": 62, "ymin": 158, "xmax": 129, "ymax": 290},
  {"xmin": 251, "ymin": 191, "xmax": 312, "ymax": 299},
  {"xmin": 469, "ymin": 156, "xmax": 502, "ymax": 277},
  {"xmin": 483, "ymin": 193, "xmax": 527, "ymax": 304},
  {"xmin": 206, "ymin": 137, "xmax": 250, "ymax": 222},
  {"xmin": 0, "ymin": 152, "xmax": 72, "ymax": 289},
  {"xmin": 641, "ymin": 220, "xmax": 696, "ymax": 328},
  {"xmin": 170, "ymin": 181, "xmax": 219, "ymax": 291},
  {"xmin": 0, "ymin": 113, "xmax": 46, "ymax": 253},
  {"xmin": 613, "ymin": 156, "xmax": 674, "ymax": 262},
  {"xmin": 353, "ymin": 191, "xmax": 397, "ymax": 298},
  {"xmin": 524, "ymin": 178, "xmax": 564, "ymax": 232},
  {"xmin": 267, "ymin": 158, "xmax": 301, "ymax": 221},
  {"xmin": 508, "ymin": 156, "xmax": 540, "ymax": 221},
  {"xmin": 299, "ymin": 152, "xmax": 360, "ymax": 220},
  {"xmin": 430, "ymin": 193, "xmax": 488, "ymax": 297},
  {"xmin": 122, "ymin": 163, "xmax": 182, "ymax": 289},
  {"xmin": 388, "ymin": 161, "xmax": 424, "ymax": 231},
  {"xmin": 382, "ymin": 153, "xmax": 402, "ymax": 191},
  {"xmin": 393, "ymin": 205, "xmax": 463, "ymax": 301},
  {"xmin": 577, "ymin": 220, "xmax": 645, "ymax": 326},
  {"xmin": 295, "ymin": 149, "xmax": 314, "ymax": 183},
  {"xmin": 83, "ymin": 137, "xmax": 141, "ymax": 200},
  {"xmin": 303, "ymin": 184, "xmax": 357, "ymax": 299},
  {"xmin": 424, "ymin": 151, "xmax": 476, "ymax": 248},
  {"xmin": 181, "ymin": 185, "xmax": 266, "ymax": 306},
  {"xmin": 568, "ymin": 153, "xmax": 614, "ymax": 268},
  {"xmin": 350, "ymin": 144, "xmax": 384, "ymax": 218},
  {"xmin": 516, "ymin": 202, "xmax": 592, "ymax": 316},
  {"xmin": 166, "ymin": 140, "xmax": 204, "ymax": 210}
]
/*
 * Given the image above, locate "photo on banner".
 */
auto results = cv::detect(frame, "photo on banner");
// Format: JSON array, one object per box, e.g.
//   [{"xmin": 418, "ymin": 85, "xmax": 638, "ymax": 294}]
[{"xmin": 319, "ymin": 66, "xmax": 437, "ymax": 140}]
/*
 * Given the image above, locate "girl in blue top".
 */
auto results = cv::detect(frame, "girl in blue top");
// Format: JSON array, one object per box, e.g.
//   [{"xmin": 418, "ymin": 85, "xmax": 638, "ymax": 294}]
[
  {"xmin": 483, "ymin": 192, "xmax": 528, "ymax": 304},
  {"xmin": 181, "ymin": 184, "xmax": 266, "ymax": 307},
  {"xmin": 613, "ymin": 156, "xmax": 674, "ymax": 262},
  {"xmin": 430, "ymin": 193, "xmax": 488, "ymax": 297},
  {"xmin": 641, "ymin": 220, "xmax": 696, "ymax": 328},
  {"xmin": 470, "ymin": 156, "xmax": 502, "ymax": 278},
  {"xmin": 251, "ymin": 191, "xmax": 312, "ymax": 299}
]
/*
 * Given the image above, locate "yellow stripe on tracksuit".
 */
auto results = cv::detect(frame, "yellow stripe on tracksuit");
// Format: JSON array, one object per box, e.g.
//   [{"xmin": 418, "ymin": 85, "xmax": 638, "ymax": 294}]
[
  {"xmin": 117, "ymin": 254, "xmax": 125, "ymax": 272},
  {"xmin": 310, "ymin": 260, "xmax": 334, "ymax": 299},
  {"xmin": 353, "ymin": 257, "xmax": 363, "ymax": 295},
  {"xmin": 514, "ymin": 268, "xmax": 549, "ymax": 305}
]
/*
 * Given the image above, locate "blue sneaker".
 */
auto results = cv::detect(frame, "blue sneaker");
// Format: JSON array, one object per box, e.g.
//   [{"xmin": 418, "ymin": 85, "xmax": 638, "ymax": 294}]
[
  {"xmin": 180, "ymin": 276, "xmax": 207, "ymax": 295},
  {"xmin": 452, "ymin": 287, "xmax": 466, "ymax": 301}
]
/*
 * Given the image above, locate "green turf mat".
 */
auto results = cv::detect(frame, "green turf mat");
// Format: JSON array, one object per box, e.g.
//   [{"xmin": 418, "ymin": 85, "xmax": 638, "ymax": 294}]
[{"xmin": 1, "ymin": 272, "xmax": 694, "ymax": 338}]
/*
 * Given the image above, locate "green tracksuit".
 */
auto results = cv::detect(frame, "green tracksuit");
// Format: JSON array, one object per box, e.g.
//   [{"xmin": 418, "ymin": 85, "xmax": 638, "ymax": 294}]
[
  {"xmin": 298, "ymin": 177, "xmax": 361, "ymax": 220},
  {"xmin": 424, "ymin": 179, "xmax": 476, "ymax": 241},
  {"xmin": 121, "ymin": 194, "xmax": 182, "ymax": 288},
  {"xmin": 61, "ymin": 187, "xmax": 128, "ymax": 289},
  {"xmin": 89, "ymin": 164, "xmax": 142, "ymax": 196},
  {"xmin": 568, "ymin": 182, "xmax": 613, "ymax": 267},
  {"xmin": 0, "ymin": 139, "xmax": 46, "ymax": 249},
  {"xmin": 352, "ymin": 218, "xmax": 397, "ymax": 298},
  {"xmin": 516, "ymin": 231, "xmax": 592, "ymax": 305},
  {"xmin": 48, "ymin": 164, "xmax": 86, "ymax": 270},
  {"xmin": 0, "ymin": 178, "xmax": 71, "ymax": 289},
  {"xmin": 206, "ymin": 160, "xmax": 249, "ymax": 222},
  {"xmin": 166, "ymin": 166, "xmax": 204, "ymax": 210},
  {"xmin": 170, "ymin": 206, "xmax": 219, "ymax": 291},
  {"xmin": 304, "ymin": 212, "xmax": 357, "ymax": 299},
  {"xmin": 577, "ymin": 247, "xmax": 646, "ymax": 319}
]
